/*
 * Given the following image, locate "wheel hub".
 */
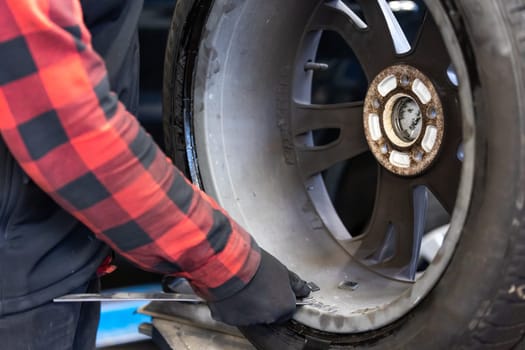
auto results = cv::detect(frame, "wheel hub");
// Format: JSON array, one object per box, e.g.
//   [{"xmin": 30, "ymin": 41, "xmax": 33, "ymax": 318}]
[{"xmin": 364, "ymin": 65, "xmax": 444, "ymax": 176}]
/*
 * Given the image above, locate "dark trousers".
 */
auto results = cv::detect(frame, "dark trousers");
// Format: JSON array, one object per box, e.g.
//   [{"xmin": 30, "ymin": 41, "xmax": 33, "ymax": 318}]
[
  {"xmin": 0, "ymin": 279, "xmax": 101, "ymax": 350},
  {"xmin": 0, "ymin": 1, "xmax": 143, "ymax": 349}
]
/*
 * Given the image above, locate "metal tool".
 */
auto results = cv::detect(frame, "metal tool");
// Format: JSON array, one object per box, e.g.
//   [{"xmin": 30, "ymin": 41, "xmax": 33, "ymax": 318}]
[{"xmin": 54, "ymin": 292, "xmax": 314, "ymax": 305}]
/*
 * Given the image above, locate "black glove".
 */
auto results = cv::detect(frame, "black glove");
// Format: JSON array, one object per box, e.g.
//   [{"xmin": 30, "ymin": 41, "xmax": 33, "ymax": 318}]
[{"xmin": 207, "ymin": 249, "xmax": 311, "ymax": 326}]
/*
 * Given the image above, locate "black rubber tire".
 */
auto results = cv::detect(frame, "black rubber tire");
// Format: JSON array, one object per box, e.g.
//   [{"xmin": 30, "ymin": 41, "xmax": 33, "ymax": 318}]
[{"xmin": 163, "ymin": 0, "xmax": 525, "ymax": 348}]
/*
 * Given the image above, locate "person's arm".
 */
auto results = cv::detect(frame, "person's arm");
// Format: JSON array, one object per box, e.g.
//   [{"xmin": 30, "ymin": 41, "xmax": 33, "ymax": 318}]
[{"xmin": 0, "ymin": 0, "xmax": 260, "ymax": 301}]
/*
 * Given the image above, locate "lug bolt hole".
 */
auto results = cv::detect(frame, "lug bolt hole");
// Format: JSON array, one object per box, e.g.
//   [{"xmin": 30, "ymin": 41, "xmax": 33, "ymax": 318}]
[
  {"xmin": 400, "ymin": 75, "xmax": 410, "ymax": 86},
  {"xmin": 427, "ymin": 107, "xmax": 438, "ymax": 119}
]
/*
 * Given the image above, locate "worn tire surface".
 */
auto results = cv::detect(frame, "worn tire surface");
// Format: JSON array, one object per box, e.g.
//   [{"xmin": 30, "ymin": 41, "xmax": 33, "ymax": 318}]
[{"xmin": 163, "ymin": 0, "xmax": 525, "ymax": 348}]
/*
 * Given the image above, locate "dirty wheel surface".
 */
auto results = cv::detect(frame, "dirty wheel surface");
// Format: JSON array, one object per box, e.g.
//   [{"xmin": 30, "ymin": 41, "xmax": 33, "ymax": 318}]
[{"xmin": 163, "ymin": 0, "xmax": 525, "ymax": 348}]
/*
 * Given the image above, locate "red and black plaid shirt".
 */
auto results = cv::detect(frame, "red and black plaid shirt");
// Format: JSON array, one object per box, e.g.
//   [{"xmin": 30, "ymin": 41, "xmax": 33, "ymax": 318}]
[{"xmin": 0, "ymin": 0, "xmax": 260, "ymax": 300}]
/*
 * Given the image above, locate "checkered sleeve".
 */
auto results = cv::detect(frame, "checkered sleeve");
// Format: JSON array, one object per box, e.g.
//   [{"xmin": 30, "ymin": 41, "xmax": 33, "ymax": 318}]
[{"xmin": 0, "ymin": 0, "xmax": 260, "ymax": 300}]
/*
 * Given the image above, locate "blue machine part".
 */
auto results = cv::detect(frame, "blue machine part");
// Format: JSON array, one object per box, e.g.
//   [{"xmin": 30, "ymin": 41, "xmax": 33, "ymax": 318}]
[{"xmin": 96, "ymin": 284, "xmax": 161, "ymax": 348}]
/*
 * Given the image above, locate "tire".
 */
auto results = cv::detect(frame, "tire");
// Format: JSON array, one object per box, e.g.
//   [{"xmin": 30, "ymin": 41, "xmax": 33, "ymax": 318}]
[{"xmin": 163, "ymin": 0, "xmax": 525, "ymax": 349}]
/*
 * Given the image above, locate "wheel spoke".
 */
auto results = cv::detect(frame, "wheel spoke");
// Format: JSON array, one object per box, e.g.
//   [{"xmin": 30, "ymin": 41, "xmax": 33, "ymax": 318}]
[
  {"xmin": 293, "ymin": 102, "xmax": 368, "ymax": 177},
  {"xmin": 355, "ymin": 169, "xmax": 427, "ymax": 280},
  {"xmin": 309, "ymin": 1, "xmax": 394, "ymax": 78},
  {"xmin": 356, "ymin": 170, "xmax": 412, "ymax": 255},
  {"xmin": 324, "ymin": 0, "xmax": 367, "ymax": 29},
  {"xmin": 407, "ymin": 10, "xmax": 451, "ymax": 86},
  {"xmin": 357, "ymin": 0, "xmax": 411, "ymax": 54},
  {"xmin": 417, "ymin": 94, "xmax": 462, "ymax": 213},
  {"xmin": 423, "ymin": 156, "xmax": 461, "ymax": 214},
  {"xmin": 387, "ymin": 185, "xmax": 427, "ymax": 280},
  {"xmin": 292, "ymin": 101, "xmax": 363, "ymax": 134},
  {"xmin": 421, "ymin": 147, "xmax": 461, "ymax": 214}
]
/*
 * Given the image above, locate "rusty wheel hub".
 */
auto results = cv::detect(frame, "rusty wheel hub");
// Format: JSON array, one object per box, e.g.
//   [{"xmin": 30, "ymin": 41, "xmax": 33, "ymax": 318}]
[{"xmin": 364, "ymin": 65, "xmax": 444, "ymax": 176}]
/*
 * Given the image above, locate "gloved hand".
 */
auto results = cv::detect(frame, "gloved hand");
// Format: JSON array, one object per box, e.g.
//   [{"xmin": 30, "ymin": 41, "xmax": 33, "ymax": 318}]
[{"xmin": 207, "ymin": 249, "xmax": 311, "ymax": 326}]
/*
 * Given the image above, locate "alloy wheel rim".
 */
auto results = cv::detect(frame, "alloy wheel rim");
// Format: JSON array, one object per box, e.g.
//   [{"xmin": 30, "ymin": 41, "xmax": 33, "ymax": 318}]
[
  {"xmin": 291, "ymin": 0, "xmax": 462, "ymax": 282},
  {"xmin": 186, "ymin": 0, "xmax": 475, "ymax": 333}
]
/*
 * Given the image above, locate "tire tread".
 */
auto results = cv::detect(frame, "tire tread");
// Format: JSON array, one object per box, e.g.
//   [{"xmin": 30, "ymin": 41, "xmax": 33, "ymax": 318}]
[{"xmin": 457, "ymin": 2, "xmax": 525, "ymax": 347}]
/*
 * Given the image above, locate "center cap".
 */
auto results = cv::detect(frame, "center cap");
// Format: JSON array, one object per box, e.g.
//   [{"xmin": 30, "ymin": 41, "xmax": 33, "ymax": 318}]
[
  {"xmin": 391, "ymin": 96, "xmax": 422, "ymax": 143},
  {"xmin": 363, "ymin": 65, "xmax": 444, "ymax": 176}
]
